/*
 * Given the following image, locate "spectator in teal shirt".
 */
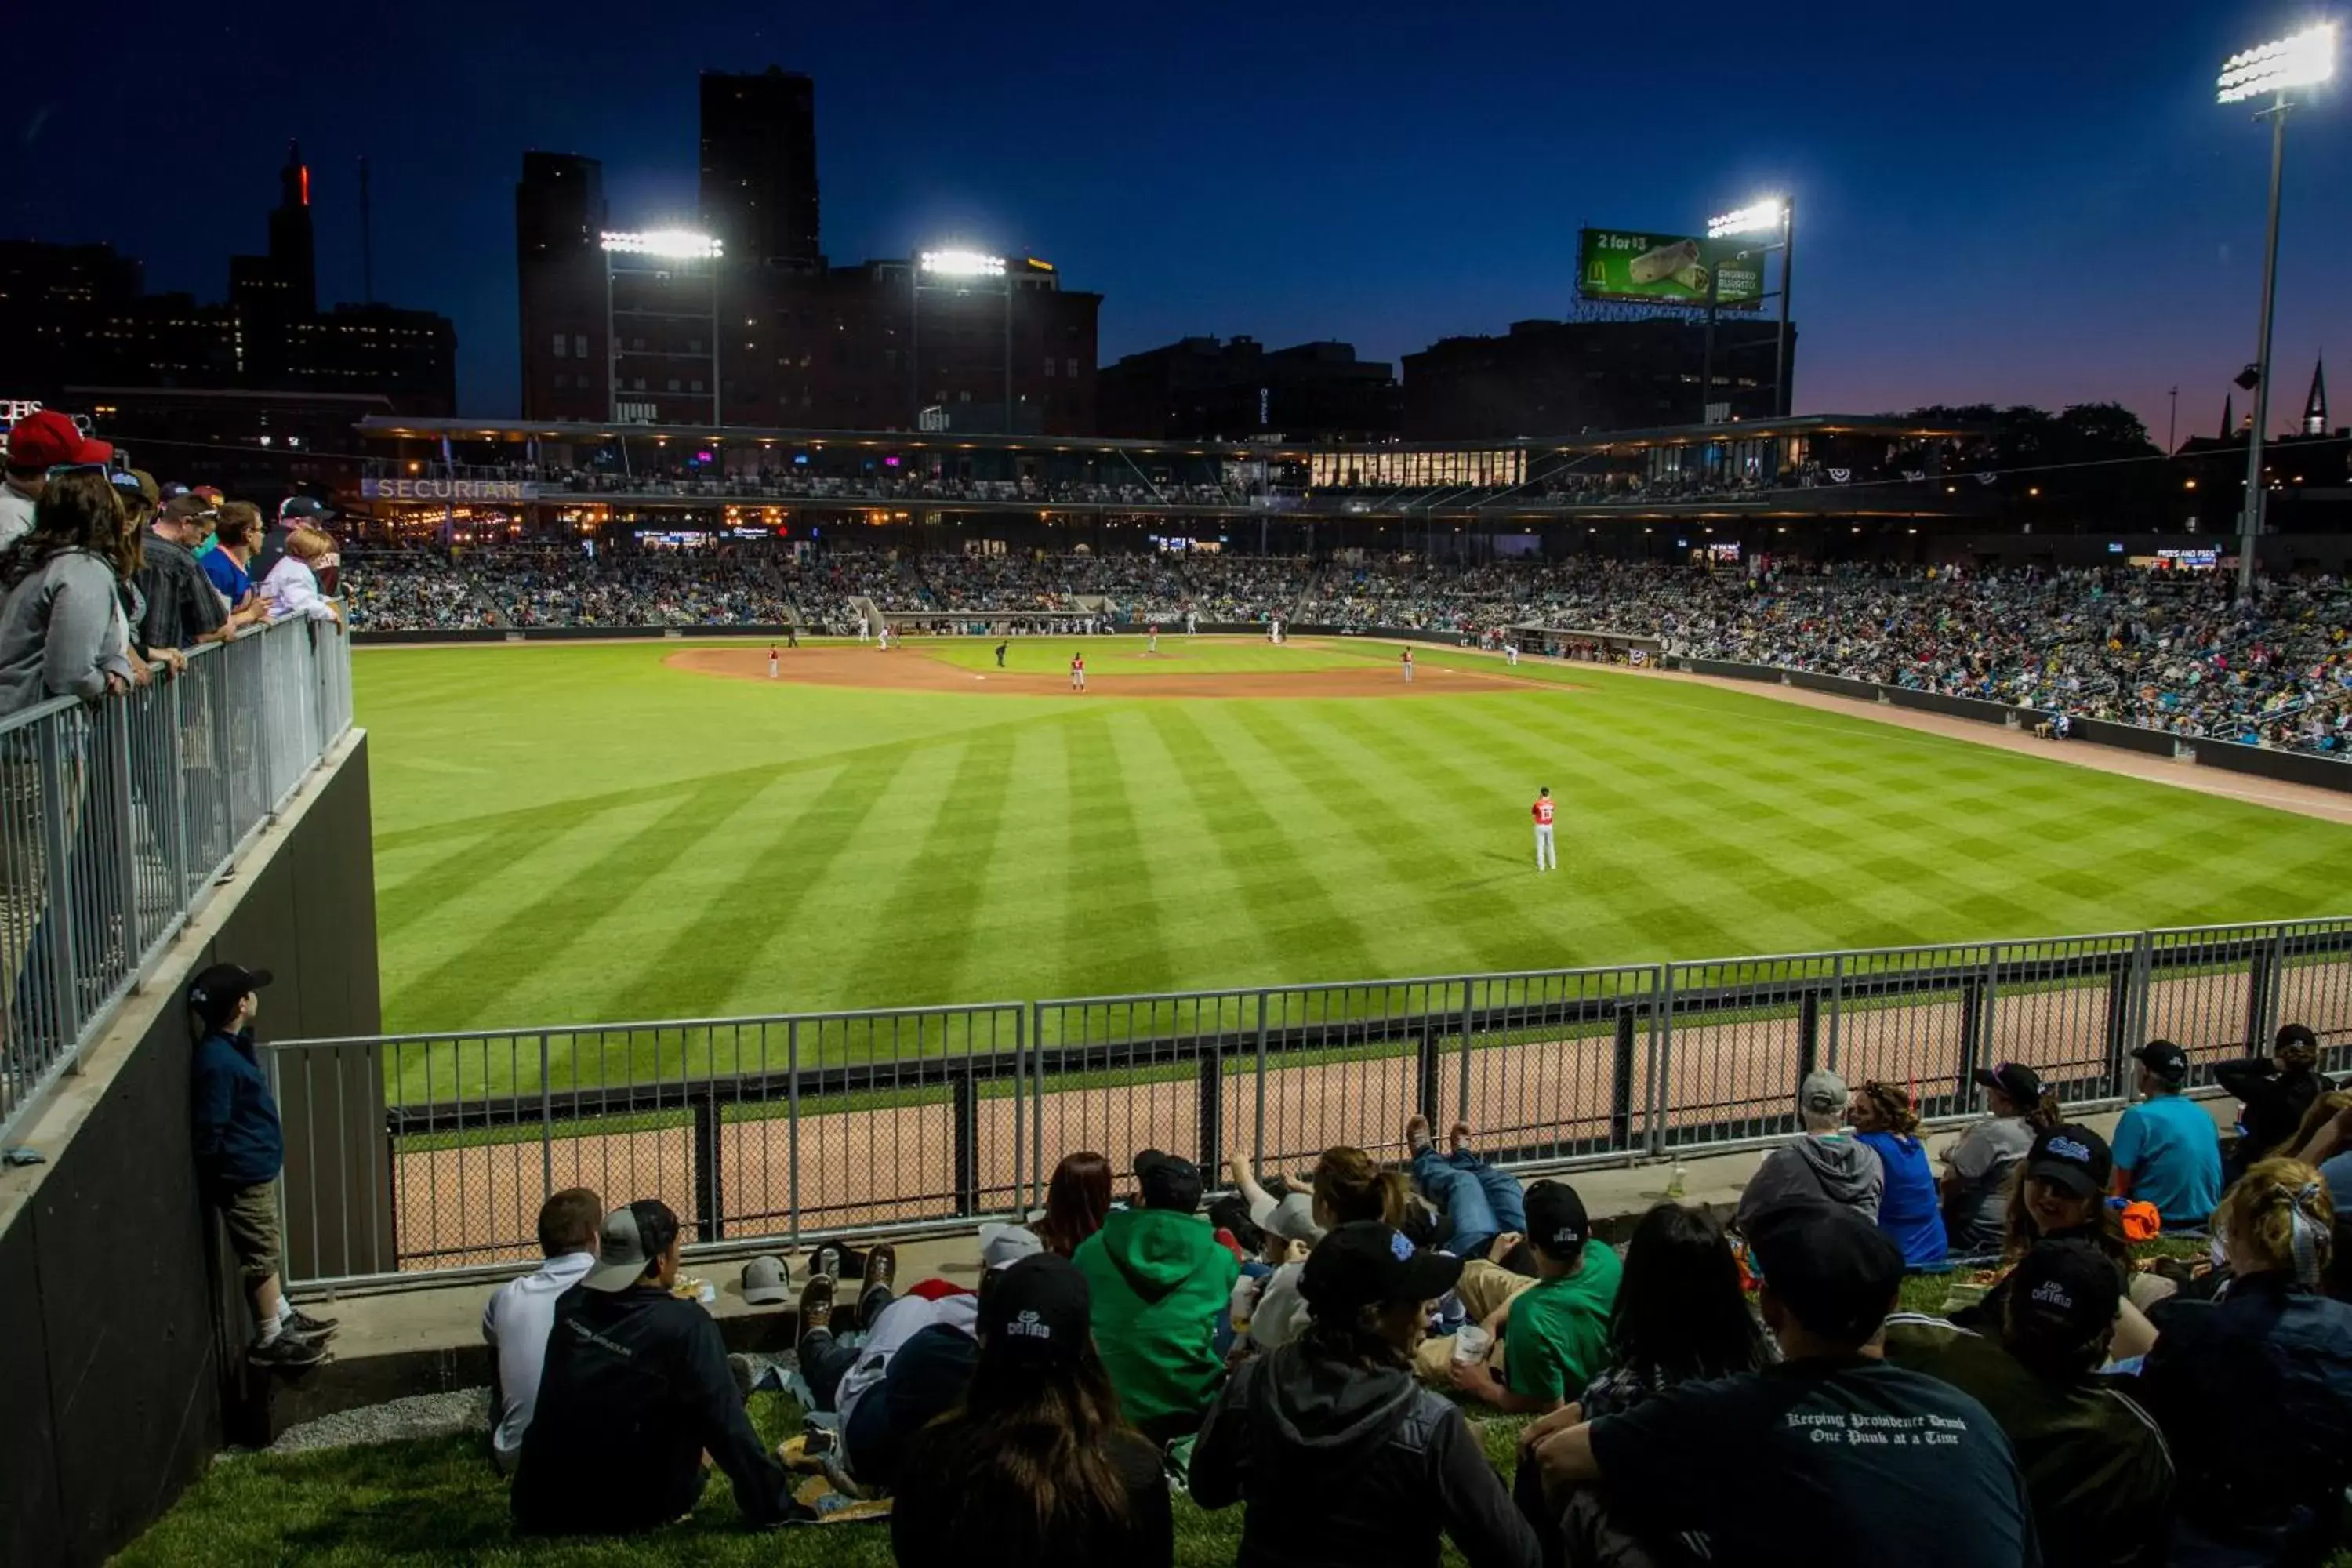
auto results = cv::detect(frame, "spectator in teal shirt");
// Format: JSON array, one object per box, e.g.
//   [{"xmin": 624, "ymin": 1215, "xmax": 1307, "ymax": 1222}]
[{"xmin": 2112, "ymin": 1040, "xmax": 2224, "ymax": 1227}]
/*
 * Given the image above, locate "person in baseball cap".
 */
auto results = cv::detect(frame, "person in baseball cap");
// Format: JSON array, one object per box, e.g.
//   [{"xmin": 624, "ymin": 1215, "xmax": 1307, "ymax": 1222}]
[
  {"xmin": 514, "ymin": 1195, "xmax": 796, "ymax": 1534},
  {"xmin": 255, "ymin": 494, "xmax": 336, "ymax": 584},
  {"xmin": 1, "ymin": 408, "xmax": 113, "ymax": 551},
  {"xmin": 2117, "ymin": 1040, "xmax": 2226, "ymax": 1227},
  {"xmin": 2024, "ymin": 1122, "xmax": 2113, "ymax": 1200},
  {"xmin": 893, "ymin": 1254, "xmax": 1177, "ymax": 1566},
  {"xmin": 1735, "ymin": 1065, "xmax": 1886, "ymax": 1236},
  {"xmin": 1747, "ymin": 1198, "xmax": 1906, "ymax": 1347},
  {"xmin": 1074, "ymin": 1148, "xmax": 1239, "ymax": 1441},
  {"xmin": 1945, "ymin": 1062, "xmax": 2060, "ymax": 1255},
  {"xmin": 1455, "ymin": 1179, "xmax": 1623, "ymax": 1415},
  {"xmin": 188, "ymin": 962, "xmax": 273, "ymax": 1030},
  {"xmin": 1190, "ymin": 1221, "xmax": 1537, "ymax": 1565},
  {"xmin": 1881, "ymin": 1238, "xmax": 2169, "ymax": 1566}
]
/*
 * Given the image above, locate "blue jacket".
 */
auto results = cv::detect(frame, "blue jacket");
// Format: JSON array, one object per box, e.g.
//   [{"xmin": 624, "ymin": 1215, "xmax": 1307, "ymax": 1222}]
[{"xmin": 191, "ymin": 1028, "xmax": 283, "ymax": 1189}]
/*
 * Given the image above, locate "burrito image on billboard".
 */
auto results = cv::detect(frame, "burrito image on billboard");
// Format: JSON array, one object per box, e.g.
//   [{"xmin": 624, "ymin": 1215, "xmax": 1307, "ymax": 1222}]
[
  {"xmin": 1578, "ymin": 227, "xmax": 1764, "ymax": 309},
  {"xmin": 1628, "ymin": 239, "xmax": 1700, "ymax": 285}
]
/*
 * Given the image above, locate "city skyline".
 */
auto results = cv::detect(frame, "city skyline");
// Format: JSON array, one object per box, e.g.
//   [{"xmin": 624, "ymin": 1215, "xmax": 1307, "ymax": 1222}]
[{"xmin": 5, "ymin": 0, "xmax": 2345, "ymax": 439}]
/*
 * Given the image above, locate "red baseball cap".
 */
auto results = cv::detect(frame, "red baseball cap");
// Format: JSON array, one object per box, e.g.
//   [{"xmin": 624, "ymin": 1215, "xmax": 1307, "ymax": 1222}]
[{"xmin": 4, "ymin": 409, "xmax": 113, "ymax": 471}]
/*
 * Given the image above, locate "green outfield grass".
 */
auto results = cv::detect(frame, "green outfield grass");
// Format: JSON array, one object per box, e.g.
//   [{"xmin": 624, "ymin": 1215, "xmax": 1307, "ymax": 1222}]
[
  {"xmin": 924, "ymin": 636, "xmax": 1364, "ymax": 676},
  {"xmin": 363, "ymin": 635, "xmax": 2352, "ymax": 1052}
]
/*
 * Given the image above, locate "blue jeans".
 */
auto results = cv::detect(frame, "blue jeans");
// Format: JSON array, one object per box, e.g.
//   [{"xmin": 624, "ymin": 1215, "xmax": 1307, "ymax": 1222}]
[{"xmin": 1412, "ymin": 1147, "xmax": 1526, "ymax": 1261}]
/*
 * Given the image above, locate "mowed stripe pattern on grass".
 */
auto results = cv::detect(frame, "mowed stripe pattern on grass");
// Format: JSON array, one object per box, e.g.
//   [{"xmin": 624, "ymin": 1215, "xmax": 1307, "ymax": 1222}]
[{"xmin": 361, "ymin": 640, "xmax": 2352, "ymax": 1036}]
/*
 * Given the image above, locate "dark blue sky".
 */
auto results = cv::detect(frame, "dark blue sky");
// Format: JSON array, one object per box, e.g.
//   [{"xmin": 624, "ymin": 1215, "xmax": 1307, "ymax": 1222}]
[{"xmin": 7, "ymin": 1, "xmax": 2345, "ymax": 438}]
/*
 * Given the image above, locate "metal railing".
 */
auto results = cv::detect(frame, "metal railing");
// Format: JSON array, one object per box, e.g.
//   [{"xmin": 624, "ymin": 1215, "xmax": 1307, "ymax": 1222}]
[
  {"xmin": 267, "ymin": 916, "xmax": 2352, "ymax": 1292},
  {"xmin": 0, "ymin": 616, "xmax": 354, "ymax": 1145}
]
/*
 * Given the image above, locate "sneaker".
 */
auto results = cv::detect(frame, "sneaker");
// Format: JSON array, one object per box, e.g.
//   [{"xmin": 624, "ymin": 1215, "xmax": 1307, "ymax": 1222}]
[
  {"xmin": 284, "ymin": 1308, "xmax": 339, "ymax": 1339},
  {"xmin": 1447, "ymin": 1122, "xmax": 1473, "ymax": 1157},
  {"xmin": 1406, "ymin": 1115, "xmax": 1433, "ymax": 1156},
  {"xmin": 859, "ymin": 1243, "xmax": 897, "ymax": 1324},
  {"xmin": 798, "ymin": 1274, "xmax": 836, "ymax": 1336},
  {"xmin": 728, "ymin": 1352, "xmax": 764, "ymax": 1406},
  {"xmin": 249, "ymin": 1334, "xmax": 328, "ymax": 1370}
]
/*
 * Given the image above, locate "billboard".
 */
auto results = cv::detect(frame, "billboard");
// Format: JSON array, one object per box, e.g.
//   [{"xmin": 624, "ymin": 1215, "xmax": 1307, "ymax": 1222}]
[
  {"xmin": 361, "ymin": 477, "xmax": 539, "ymax": 502},
  {"xmin": 1578, "ymin": 229, "xmax": 1765, "ymax": 309}
]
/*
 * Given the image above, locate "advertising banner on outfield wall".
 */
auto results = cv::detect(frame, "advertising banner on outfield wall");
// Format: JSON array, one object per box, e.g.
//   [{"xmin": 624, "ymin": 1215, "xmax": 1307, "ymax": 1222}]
[
  {"xmin": 1577, "ymin": 229, "xmax": 1765, "ymax": 309},
  {"xmin": 361, "ymin": 477, "xmax": 540, "ymax": 503}
]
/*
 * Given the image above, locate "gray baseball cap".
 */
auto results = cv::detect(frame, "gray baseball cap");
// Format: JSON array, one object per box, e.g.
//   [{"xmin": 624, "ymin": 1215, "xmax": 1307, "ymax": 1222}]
[
  {"xmin": 742, "ymin": 1254, "xmax": 791, "ymax": 1305},
  {"xmin": 581, "ymin": 1200, "xmax": 679, "ymax": 1293},
  {"xmin": 1262, "ymin": 1192, "xmax": 1327, "ymax": 1245},
  {"xmin": 1799, "ymin": 1069, "xmax": 1851, "ymax": 1116},
  {"xmin": 980, "ymin": 1221, "xmax": 1044, "ymax": 1270}
]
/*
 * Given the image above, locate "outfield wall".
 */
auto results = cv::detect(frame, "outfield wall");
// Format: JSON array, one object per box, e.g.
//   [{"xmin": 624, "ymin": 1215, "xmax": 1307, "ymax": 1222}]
[{"xmin": 0, "ymin": 737, "xmax": 381, "ymax": 1568}]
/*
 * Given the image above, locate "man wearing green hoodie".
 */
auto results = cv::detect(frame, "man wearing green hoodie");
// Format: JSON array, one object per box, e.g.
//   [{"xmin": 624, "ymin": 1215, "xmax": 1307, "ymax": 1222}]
[{"xmin": 1074, "ymin": 1149, "xmax": 1241, "ymax": 1443}]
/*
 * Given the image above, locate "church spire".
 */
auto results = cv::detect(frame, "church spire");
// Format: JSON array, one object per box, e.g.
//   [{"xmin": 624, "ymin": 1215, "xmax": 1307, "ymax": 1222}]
[
  {"xmin": 2305, "ymin": 358, "xmax": 2329, "ymax": 437},
  {"xmin": 2222, "ymin": 390, "xmax": 2234, "ymax": 440}
]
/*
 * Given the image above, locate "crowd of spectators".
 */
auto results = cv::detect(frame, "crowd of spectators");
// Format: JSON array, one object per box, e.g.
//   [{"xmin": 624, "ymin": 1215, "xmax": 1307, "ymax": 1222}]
[
  {"xmin": 339, "ymin": 541, "xmax": 2352, "ymax": 760},
  {"xmin": 416, "ymin": 461, "xmax": 1247, "ymax": 510},
  {"xmin": 423, "ymin": 1025, "xmax": 2352, "ymax": 1566},
  {"xmin": 0, "ymin": 408, "xmax": 348, "ymax": 717}
]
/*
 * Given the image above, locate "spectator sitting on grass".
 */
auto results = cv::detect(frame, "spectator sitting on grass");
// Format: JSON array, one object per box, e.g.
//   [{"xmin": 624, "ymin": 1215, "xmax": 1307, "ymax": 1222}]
[
  {"xmin": 2112, "ymin": 1040, "xmax": 2224, "ymax": 1229},
  {"xmin": 188, "ymin": 962, "xmax": 338, "ymax": 1369},
  {"xmin": 1235, "ymin": 1144, "xmax": 1408, "ymax": 1352},
  {"xmin": 1072, "ymin": 1149, "xmax": 1240, "ymax": 1444},
  {"xmin": 1886, "ymin": 1240, "xmax": 2175, "ymax": 1568},
  {"xmin": 511, "ymin": 1199, "xmax": 791, "ymax": 1534},
  {"xmin": 1512, "ymin": 1200, "xmax": 1773, "ymax": 1566},
  {"xmin": 2214, "ymin": 1023, "xmax": 2326, "ymax": 1178},
  {"xmin": 1733, "ymin": 1069, "xmax": 1883, "ymax": 1232},
  {"xmin": 2135, "ymin": 1157, "xmax": 2352, "ymax": 1564},
  {"xmin": 1407, "ymin": 1114, "xmax": 1527, "ymax": 1263},
  {"xmin": 1942, "ymin": 1062, "xmax": 2062, "ymax": 1258},
  {"xmin": 482, "ymin": 1187, "xmax": 602, "ymax": 1474},
  {"xmin": 1033, "ymin": 1149, "xmax": 1113, "ymax": 1258},
  {"xmin": 891, "ymin": 1252, "xmax": 1174, "ymax": 1568},
  {"xmin": 1849, "ymin": 1080, "xmax": 1949, "ymax": 1269},
  {"xmin": 1192, "ymin": 1219, "xmax": 1541, "ymax": 1568},
  {"xmin": 1521, "ymin": 1200, "xmax": 2037, "ymax": 1568},
  {"xmin": 1950, "ymin": 1123, "xmax": 2157, "ymax": 1358},
  {"xmin": 1450, "ymin": 1179, "xmax": 1620, "ymax": 1417}
]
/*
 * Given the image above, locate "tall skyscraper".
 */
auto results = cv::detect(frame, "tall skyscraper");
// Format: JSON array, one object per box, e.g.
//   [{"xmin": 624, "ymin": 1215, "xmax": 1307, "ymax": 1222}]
[
  {"xmin": 698, "ymin": 67, "xmax": 820, "ymax": 269},
  {"xmin": 516, "ymin": 152, "xmax": 610, "ymax": 419},
  {"xmin": 267, "ymin": 140, "xmax": 317, "ymax": 317}
]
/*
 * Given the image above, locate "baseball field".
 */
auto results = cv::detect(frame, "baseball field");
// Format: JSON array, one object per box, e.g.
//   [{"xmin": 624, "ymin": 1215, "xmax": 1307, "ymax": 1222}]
[{"xmin": 365, "ymin": 633, "xmax": 2352, "ymax": 1040}]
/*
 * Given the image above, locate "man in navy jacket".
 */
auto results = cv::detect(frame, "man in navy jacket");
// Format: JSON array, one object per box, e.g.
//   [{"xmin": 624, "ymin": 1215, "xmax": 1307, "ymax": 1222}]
[{"xmin": 190, "ymin": 963, "xmax": 337, "ymax": 1367}]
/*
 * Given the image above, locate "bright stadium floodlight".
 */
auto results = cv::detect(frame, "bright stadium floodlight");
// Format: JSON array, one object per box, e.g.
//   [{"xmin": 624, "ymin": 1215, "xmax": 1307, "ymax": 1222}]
[
  {"xmin": 599, "ymin": 230, "xmax": 724, "ymax": 259},
  {"xmin": 2215, "ymin": 21, "xmax": 2336, "ymax": 596},
  {"xmin": 919, "ymin": 249, "xmax": 1007, "ymax": 278},
  {"xmin": 1707, "ymin": 198, "xmax": 1786, "ymax": 239},
  {"xmin": 2217, "ymin": 21, "xmax": 2337, "ymax": 103}
]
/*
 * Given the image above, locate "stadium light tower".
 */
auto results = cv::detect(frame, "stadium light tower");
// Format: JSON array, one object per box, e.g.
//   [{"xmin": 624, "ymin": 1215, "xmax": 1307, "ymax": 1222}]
[
  {"xmin": 1707, "ymin": 197, "xmax": 1794, "ymax": 420},
  {"xmin": 2216, "ymin": 20, "xmax": 2337, "ymax": 596}
]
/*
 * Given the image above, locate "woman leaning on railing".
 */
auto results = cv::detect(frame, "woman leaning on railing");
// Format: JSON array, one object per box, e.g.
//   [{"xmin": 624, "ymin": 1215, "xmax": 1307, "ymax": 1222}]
[{"xmin": 0, "ymin": 467, "xmax": 143, "ymax": 715}]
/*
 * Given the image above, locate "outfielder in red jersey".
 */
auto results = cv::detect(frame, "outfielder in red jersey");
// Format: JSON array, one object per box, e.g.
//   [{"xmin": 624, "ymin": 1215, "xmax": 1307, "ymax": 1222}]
[
  {"xmin": 1070, "ymin": 652, "xmax": 1087, "ymax": 693},
  {"xmin": 1148, "ymin": 623, "xmax": 1160, "ymax": 655},
  {"xmin": 1532, "ymin": 786, "xmax": 1558, "ymax": 872},
  {"xmin": 1400, "ymin": 647, "xmax": 1414, "ymax": 684}
]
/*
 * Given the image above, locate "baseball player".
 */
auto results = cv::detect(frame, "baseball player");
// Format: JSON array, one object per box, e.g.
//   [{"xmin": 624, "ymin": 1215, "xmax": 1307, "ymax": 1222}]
[
  {"xmin": 1185, "ymin": 608, "xmax": 1198, "ymax": 635},
  {"xmin": 1148, "ymin": 623, "xmax": 1160, "ymax": 655},
  {"xmin": 858, "ymin": 613, "xmax": 870, "ymax": 643},
  {"xmin": 1533, "ymin": 787, "xmax": 1558, "ymax": 871},
  {"xmin": 1505, "ymin": 639, "xmax": 1519, "ymax": 668},
  {"xmin": 1069, "ymin": 652, "xmax": 1086, "ymax": 693},
  {"xmin": 768, "ymin": 645, "xmax": 779, "ymax": 680},
  {"xmin": 786, "ymin": 622, "xmax": 799, "ymax": 648},
  {"xmin": 995, "ymin": 641, "xmax": 1008, "ymax": 669},
  {"xmin": 1400, "ymin": 647, "xmax": 1414, "ymax": 684}
]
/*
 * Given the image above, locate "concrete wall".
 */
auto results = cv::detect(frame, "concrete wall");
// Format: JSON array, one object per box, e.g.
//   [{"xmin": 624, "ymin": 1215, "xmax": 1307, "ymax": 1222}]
[{"xmin": 0, "ymin": 732, "xmax": 380, "ymax": 1568}]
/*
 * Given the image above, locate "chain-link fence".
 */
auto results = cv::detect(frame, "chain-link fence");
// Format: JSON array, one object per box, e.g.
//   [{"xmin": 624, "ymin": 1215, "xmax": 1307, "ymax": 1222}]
[
  {"xmin": 0, "ymin": 617, "xmax": 353, "ymax": 1145},
  {"xmin": 270, "ymin": 916, "xmax": 2352, "ymax": 1291}
]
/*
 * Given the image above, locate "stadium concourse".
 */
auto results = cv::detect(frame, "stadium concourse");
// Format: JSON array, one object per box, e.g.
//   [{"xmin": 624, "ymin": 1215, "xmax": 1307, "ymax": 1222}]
[{"xmin": 344, "ymin": 548, "xmax": 2352, "ymax": 762}]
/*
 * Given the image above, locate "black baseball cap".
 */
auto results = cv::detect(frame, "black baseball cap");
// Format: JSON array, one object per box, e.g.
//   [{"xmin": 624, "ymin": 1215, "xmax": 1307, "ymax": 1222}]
[
  {"xmin": 2024, "ymin": 1123, "xmax": 2112, "ymax": 1198},
  {"xmin": 1974, "ymin": 1062, "xmax": 2043, "ymax": 1106},
  {"xmin": 978, "ymin": 1252, "xmax": 1092, "ymax": 1370},
  {"xmin": 581, "ymin": 1199, "xmax": 680, "ymax": 1292},
  {"xmin": 187, "ymin": 962, "xmax": 272, "ymax": 1029},
  {"xmin": 2132, "ymin": 1040, "xmax": 2190, "ymax": 1085},
  {"xmin": 1301, "ymin": 1221, "xmax": 1463, "ymax": 1317},
  {"xmin": 1745, "ymin": 1200, "xmax": 1905, "ymax": 1345},
  {"xmin": 278, "ymin": 494, "xmax": 336, "ymax": 522},
  {"xmin": 1525, "ymin": 1179, "xmax": 1589, "ymax": 1259},
  {"xmin": 2004, "ymin": 1240, "xmax": 2124, "ymax": 1345},
  {"xmin": 1134, "ymin": 1149, "xmax": 1203, "ymax": 1212}
]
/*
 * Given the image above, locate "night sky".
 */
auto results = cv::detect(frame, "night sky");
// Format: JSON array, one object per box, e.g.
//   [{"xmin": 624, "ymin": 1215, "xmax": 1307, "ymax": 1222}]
[{"xmin": 7, "ymin": 1, "xmax": 2345, "ymax": 439}]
